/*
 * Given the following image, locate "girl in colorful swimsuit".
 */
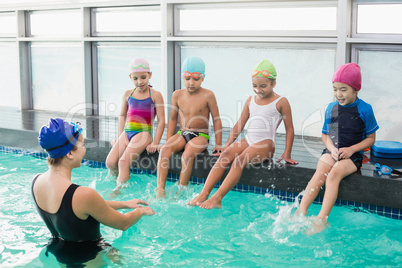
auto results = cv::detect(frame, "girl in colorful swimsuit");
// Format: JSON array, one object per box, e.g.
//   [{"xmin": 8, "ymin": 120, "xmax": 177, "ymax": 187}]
[
  {"xmin": 188, "ymin": 59, "xmax": 298, "ymax": 209},
  {"xmin": 106, "ymin": 58, "xmax": 165, "ymax": 187}
]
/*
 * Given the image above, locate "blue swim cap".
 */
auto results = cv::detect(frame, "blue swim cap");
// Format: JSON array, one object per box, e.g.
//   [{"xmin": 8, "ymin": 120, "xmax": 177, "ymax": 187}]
[
  {"xmin": 182, "ymin": 57, "xmax": 206, "ymax": 78},
  {"xmin": 38, "ymin": 118, "xmax": 83, "ymax": 159}
]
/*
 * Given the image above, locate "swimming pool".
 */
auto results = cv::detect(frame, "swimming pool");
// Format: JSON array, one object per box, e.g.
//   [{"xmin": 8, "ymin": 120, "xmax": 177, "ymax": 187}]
[{"xmin": 1, "ymin": 150, "xmax": 401, "ymax": 267}]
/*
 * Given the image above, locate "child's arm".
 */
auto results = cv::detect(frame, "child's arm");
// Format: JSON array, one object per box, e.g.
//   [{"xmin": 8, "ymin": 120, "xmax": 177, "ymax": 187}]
[
  {"xmin": 322, "ymin": 133, "xmax": 339, "ymax": 160},
  {"xmin": 112, "ymin": 90, "xmax": 130, "ymax": 146},
  {"xmin": 166, "ymin": 91, "xmax": 180, "ymax": 140},
  {"xmin": 338, "ymin": 133, "xmax": 376, "ymax": 160},
  {"xmin": 147, "ymin": 90, "xmax": 165, "ymax": 153},
  {"xmin": 277, "ymin": 97, "xmax": 298, "ymax": 164},
  {"xmin": 224, "ymin": 96, "xmax": 251, "ymax": 149},
  {"xmin": 207, "ymin": 91, "xmax": 223, "ymax": 154}
]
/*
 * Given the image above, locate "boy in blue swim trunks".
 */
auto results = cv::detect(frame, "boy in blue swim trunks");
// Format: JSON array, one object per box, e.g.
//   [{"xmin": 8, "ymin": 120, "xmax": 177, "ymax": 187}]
[
  {"xmin": 298, "ymin": 63, "xmax": 379, "ymax": 234},
  {"xmin": 156, "ymin": 57, "xmax": 223, "ymax": 198}
]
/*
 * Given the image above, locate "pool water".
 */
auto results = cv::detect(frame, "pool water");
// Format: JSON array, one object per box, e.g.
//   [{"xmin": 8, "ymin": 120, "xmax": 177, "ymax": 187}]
[{"xmin": 1, "ymin": 151, "xmax": 401, "ymax": 267}]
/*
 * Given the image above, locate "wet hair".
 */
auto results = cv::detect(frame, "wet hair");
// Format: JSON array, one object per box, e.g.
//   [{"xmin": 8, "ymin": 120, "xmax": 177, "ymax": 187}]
[{"xmin": 47, "ymin": 145, "xmax": 77, "ymax": 166}]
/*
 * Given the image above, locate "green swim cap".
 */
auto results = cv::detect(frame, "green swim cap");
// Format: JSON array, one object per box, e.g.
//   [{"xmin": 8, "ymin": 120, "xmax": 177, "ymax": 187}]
[
  {"xmin": 182, "ymin": 57, "xmax": 206, "ymax": 78},
  {"xmin": 252, "ymin": 59, "xmax": 277, "ymax": 80}
]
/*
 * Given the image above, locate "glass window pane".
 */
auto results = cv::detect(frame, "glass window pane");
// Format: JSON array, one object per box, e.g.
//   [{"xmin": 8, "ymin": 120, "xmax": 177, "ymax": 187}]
[
  {"xmin": 0, "ymin": 43, "xmax": 20, "ymax": 108},
  {"xmin": 94, "ymin": 7, "xmax": 161, "ymax": 35},
  {"xmin": 0, "ymin": 12, "xmax": 16, "ymax": 36},
  {"xmin": 179, "ymin": 6, "xmax": 336, "ymax": 32},
  {"xmin": 97, "ymin": 44, "xmax": 162, "ymax": 118},
  {"xmin": 31, "ymin": 43, "xmax": 85, "ymax": 113},
  {"xmin": 29, "ymin": 10, "xmax": 81, "ymax": 37},
  {"xmin": 357, "ymin": 4, "xmax": 402, "ymax": 34},
  {"xmin": 180, "ymin": 46, "xmax": 335, "ymax": 138},
  {"xmin": 358, "ymin": 50, "xmax": 402, "ymax": 142}
]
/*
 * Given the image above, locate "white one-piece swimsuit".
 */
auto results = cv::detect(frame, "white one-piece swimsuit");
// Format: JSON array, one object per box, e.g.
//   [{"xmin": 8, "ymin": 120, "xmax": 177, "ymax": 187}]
[{"xmin": 245, "ymin": 95, "xmax": 283, "ymax": 145}]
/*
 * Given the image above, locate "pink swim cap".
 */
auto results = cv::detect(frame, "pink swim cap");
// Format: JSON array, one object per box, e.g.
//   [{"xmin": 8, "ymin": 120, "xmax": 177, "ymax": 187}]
[
  {"xmin": 129, "ymin": 58, "xmax": 150, "ymax": 74},
  {"xmin": 332, "ymin": 63, "xmax": 361, "ymax": 91}
]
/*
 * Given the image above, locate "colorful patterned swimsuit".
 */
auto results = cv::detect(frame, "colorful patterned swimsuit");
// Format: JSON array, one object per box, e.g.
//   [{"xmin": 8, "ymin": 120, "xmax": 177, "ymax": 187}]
[{"xmin": 124, "ymin": 87, "xmax": 156, "ymax": 141}]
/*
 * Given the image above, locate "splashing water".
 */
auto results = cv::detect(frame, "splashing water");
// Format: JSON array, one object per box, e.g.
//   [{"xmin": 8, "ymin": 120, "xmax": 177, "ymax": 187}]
[{"xmin": 1, "ymin": 151, "xmax": 401, "ymax": 267}]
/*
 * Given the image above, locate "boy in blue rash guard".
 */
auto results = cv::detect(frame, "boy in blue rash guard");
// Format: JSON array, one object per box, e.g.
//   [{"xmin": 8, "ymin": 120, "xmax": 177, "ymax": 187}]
[{"xmin": 298, "ymin": 63, "xmax": 379, "ymax": 234}]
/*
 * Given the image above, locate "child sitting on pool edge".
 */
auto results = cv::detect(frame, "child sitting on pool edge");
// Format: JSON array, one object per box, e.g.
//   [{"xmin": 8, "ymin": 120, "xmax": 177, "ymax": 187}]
[
  {"xmin": 298, "ymin": 63, "xmax": 379, "ymax": 234},
  {"xmin": 188, "ymin": 59, "xmax": 298, "ymax": 209},
  {"xmin": 156, "ymin": 56, "xmax": 223, "ymax": 198},
  {"xmin": 105, "ymin": 58, "xmax": 165, "ymax": 188}
]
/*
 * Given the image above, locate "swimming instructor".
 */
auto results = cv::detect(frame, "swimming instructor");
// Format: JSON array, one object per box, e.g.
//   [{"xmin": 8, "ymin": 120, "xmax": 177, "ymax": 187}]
[{"xmin": 32, "ymin": 118, "xmax": 155, "ymax": 247}]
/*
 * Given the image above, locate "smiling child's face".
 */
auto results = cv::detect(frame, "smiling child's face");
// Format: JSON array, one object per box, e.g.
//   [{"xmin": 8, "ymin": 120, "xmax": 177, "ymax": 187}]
[
  {"xmin": 333, "ymin": 82, "xmax": 358, "ymax": 106},
  {"xmin": 252, "ymin": 77, "xmax": 276, "ymax": 99}
]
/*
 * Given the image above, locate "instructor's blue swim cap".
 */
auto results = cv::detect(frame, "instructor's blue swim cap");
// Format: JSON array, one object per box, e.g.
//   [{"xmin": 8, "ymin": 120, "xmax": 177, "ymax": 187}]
[
  {"xmin": 38, "ymin": 118, "xmax": 83, "ymax": 159},
  {"xmin": 182, "ymin": 57, "xmax": 206, "ymax": 78}
]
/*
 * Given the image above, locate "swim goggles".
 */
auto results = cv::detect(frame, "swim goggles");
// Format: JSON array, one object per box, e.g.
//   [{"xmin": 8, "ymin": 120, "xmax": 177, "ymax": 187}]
[
  {"xmin": 131, "ymin": 63, "xmax": 149, "ymax": 70},
  {"xmin": 183, "ymin": 71, "xmax": 202, "ymax": 79},
  {"xmin": 252, "ymin": 70, "xmax": 271, "ymax": 77},
  {"xmin": 375, "ymin": 163, "xmax": 402, "ymax": 176}
]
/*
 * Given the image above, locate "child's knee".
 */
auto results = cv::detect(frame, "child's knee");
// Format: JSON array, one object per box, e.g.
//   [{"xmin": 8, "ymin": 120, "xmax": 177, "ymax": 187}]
[
  {"xmin": 181, "ymin": 149, "xmax": 197, "ymax": 161},
  {"xmin": 159, "ymin": 146, "xmax": 172, "ymax": 158},
  {"xmin": 220, "ymin": 149, "xmax": 233, "ymax": 159},
  {"xmin": 232, "ymin": 155, "xmax": 247, "ymax": 168},
  {"xmin": 326, "ymin": 170, "xmax": 344, "ymax": 183},
  {"xmin": 105, "ymin": 157, "xmax": 117, "ymax": 170}
]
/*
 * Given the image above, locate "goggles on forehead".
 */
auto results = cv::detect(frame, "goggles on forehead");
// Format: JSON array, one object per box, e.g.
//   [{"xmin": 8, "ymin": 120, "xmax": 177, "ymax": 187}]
[
  {"xmin": 252, "ymin": 70, "xmax": 271, "ymax": 78},
  {"xmin": 375, "ymin": 163, "xmax": 402, "ymax": 176},
  {"xmin": 131, "ymin": 63, "xmax": 149, "ymax": 70},
  {"xmin": 183, "ymin": 71, "xmax": 203, "ymax": 79}
]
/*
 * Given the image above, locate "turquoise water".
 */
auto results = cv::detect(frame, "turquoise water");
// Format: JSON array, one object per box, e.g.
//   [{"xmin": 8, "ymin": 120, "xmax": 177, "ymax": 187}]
[{"xmin": 1, "ymin": 151, "xmax": 402, "ymax": 267}]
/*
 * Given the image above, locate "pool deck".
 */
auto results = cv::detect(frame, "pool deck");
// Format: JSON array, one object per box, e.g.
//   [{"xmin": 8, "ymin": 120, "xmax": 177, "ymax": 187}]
[{"xmin": 1, "ymin": 106, "xmax": 401, "ymax": 218}]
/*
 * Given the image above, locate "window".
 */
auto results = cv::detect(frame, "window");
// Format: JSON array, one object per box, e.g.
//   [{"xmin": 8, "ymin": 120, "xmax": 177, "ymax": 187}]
[
  {"xmin": 176, "ymin": 3, "xmax": 337, "ymax": 36},
  {"xmin": 0, "ymin": 12, "xmax": 16, "ymax": 37},
  {"xmin": 357, "ymin": 4, "xmax": 402, "ymax": 34},
  {"xmin": 30, "ymin": 43, "xmax": 85, "ymax": 113},
  {"xmin": 180, "ymin": 44, "xmax": 335, "ymax": 137},
  {"xmin": 92, "ymin": 6, "xmax": 161, "ymax": 36},
  {"xmin": 0, "ymin": 42, "xmax": 20, "ymax": 108},
  {"xmin": 96, "ymin": 43, "xmax": 162, "ymax": 117},
  {"xmin": 27, "ymin": 10, "xmax": 81, "ymax": 37},
  {"xmin": 356, "ymin": 48, "xmax": 402, "ymax": 141}
]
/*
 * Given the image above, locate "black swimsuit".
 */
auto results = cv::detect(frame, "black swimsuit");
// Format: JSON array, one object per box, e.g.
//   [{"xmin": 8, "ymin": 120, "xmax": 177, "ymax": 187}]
[
  {"xmin": 31, "ymin": 174, "xmax": 101, "ymax": 242},
  {"xmin": 32, "ymin": 175, "xmax": 113, "ymax": 265}
]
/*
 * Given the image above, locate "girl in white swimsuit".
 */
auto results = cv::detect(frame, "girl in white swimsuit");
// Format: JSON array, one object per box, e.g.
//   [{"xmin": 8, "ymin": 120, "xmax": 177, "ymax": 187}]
[
  {"xmin": 188, "ymin": 59, "xmax": 298, "ymax": 209},
  {"xmin": 245, "ymin": 95, "xmax": 283, "ymax": 145}
]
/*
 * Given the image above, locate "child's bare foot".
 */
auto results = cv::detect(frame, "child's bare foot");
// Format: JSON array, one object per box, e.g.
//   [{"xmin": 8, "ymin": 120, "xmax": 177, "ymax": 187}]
[
  {"xmin": 109, "ymin": 169, "xmax": 118, "ymax": 177},
  {"xmin": 156, "ymin": 188, "xmax": 166, "ymax": 199},
  {"xmin": 306, "ymin": 216, "xmax": 329, "ymax": 235},
  {"xmin": 295, "ymin": 208, "xmax": 306, "ymax": 217},
  {"xmin": 199, "ymin": 196, "xmax": 222, "ymax": 209},
  {"xmin": 187, "ymin": 194, "xmax": 208, "ymax": 206},
  {"xmin": 108, "ymin": 184, "xmax": 123, "ymax": 199}
]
